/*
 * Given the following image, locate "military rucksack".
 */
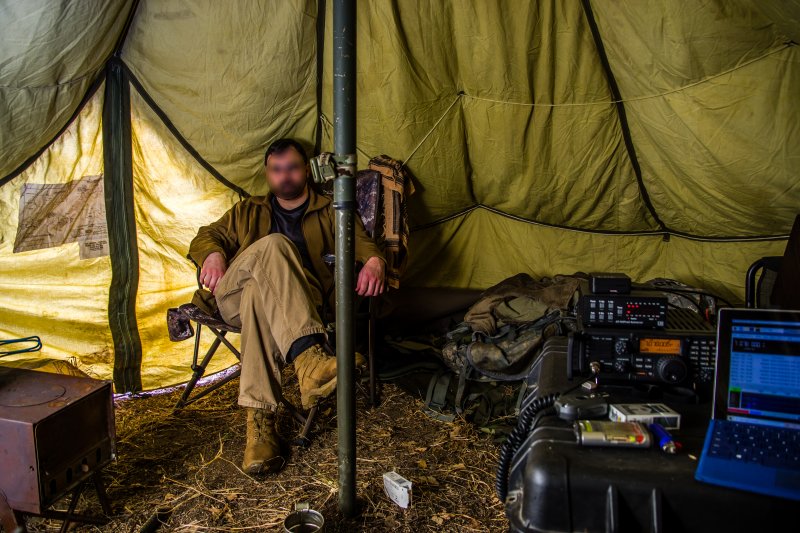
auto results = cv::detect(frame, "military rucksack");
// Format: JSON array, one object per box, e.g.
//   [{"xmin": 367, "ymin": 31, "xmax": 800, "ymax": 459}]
[{"xmin": 419, "ymin": 274, "xmax": 585, "ymax": 433}]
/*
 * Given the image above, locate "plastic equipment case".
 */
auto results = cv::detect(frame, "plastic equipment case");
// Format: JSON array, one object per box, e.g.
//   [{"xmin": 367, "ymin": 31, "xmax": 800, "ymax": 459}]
[{"xmin": 505, "ymin": 337, "xmax": 794, "ymax": 533}]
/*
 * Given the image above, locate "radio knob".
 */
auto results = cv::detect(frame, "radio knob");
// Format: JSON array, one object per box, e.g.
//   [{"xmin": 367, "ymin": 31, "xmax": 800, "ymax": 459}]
[
  {"xmin": 656, "ymin": 356, "xmax": 688, "ymax": 384},
  {"xmin": 698, "ymin": 368, "xmax": 714, "ymax": 383},
  {"xmin": 613, "ymin": 359, "xmax": 630, "ymax": 373},
  {"xmin": 614, "ymin": 339, "xmax": 630, "ymax": 356}
]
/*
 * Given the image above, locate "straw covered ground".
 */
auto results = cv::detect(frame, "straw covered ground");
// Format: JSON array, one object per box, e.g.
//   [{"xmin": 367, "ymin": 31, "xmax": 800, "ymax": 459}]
[{"xmin": 23, "ymin": 367, "xmax": 508, "ymax": 532}]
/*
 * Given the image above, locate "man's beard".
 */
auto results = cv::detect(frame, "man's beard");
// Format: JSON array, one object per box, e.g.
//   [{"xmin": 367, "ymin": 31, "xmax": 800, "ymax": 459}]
[{"xmin": 271, "ymin": 178, "xmax": 306, "ymax": 200}]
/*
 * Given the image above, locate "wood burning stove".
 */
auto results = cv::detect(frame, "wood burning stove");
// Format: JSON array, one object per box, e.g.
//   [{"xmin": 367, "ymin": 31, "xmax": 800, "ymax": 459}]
[{"xmin": 0, "ymin": 366, "xmax": 115, "ymax": 532}]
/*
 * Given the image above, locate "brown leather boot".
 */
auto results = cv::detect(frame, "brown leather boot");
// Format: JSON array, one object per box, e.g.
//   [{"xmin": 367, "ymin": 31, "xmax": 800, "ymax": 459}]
[
  {"xmin": 242, "ymin": 408, "xmax": 284, "ymax": 474},
  {"xmin": 294, "ymin": 345, "xmax": 366, "ymax": 409}
]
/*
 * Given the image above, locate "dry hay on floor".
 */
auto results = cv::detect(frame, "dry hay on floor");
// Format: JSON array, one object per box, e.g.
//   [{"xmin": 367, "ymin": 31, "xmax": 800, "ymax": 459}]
[{"xmin": 23, "ymin": 367, "xmax": 509, "ymax": 532}]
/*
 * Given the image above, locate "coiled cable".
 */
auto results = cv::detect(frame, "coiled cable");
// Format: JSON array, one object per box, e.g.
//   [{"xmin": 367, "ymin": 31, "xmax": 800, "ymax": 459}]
[
  {"xmin": 496, "ymin": 378, "xmax": 593, "ymax": 502},
  {"xmin": 495, "ymin": 392, "xmax": 559, "ymax": 502}
]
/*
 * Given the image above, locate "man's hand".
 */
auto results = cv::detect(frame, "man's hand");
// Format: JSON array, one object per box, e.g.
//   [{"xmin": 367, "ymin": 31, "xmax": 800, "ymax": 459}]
[
  {"xmin": 356, "ymin": 256, "xmax": 386, "ymax": 297},
  {"xmin": 200, "ymin": 252, "xmax": 227, "ymax": 294}
]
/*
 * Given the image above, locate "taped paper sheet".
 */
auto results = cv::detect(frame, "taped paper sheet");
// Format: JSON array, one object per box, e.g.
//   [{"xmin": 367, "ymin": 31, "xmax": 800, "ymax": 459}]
[{"xmin": 13, "ymin": 175, "xmax": 109, "ymax": 260}]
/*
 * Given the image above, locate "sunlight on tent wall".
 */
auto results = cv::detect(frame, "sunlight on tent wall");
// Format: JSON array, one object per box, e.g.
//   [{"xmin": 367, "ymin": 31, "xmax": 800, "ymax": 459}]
[
  {"xmin": 0, "ymin": 91, "xmax": 115, "ymax": 379},
  {"xmin": 130, "ymin": 89, "xmax": 242, "ymax": 389}
]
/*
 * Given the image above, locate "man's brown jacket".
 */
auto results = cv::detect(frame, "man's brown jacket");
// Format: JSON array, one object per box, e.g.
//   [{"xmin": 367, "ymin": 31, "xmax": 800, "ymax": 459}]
[{"xmin": 188, "ymin": 186, "xmax": 383, "ymax": 314}]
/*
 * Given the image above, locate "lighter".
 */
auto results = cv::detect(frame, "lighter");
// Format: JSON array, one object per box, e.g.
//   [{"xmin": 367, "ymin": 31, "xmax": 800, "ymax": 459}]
[{"xmin": 574, "ymin": 420, "xmax": 651, "ymax": 448}]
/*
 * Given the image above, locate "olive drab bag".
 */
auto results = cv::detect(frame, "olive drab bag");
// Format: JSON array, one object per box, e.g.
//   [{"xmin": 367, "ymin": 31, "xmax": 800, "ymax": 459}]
[{"xmin": 423, "ymin": 274, "xmax": 585, "ymax": 429}]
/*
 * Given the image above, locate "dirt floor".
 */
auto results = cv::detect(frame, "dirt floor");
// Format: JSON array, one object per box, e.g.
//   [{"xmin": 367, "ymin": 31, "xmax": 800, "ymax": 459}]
[{"xmin": 23, "ymin": 367, "xmax": 509, "ymax": 532}]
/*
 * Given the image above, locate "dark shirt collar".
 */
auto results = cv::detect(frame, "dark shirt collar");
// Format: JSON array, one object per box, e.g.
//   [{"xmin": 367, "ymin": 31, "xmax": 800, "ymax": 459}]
[{"xmin": 271, "ymin": 194, "xmax": 309, "ymax": 214}]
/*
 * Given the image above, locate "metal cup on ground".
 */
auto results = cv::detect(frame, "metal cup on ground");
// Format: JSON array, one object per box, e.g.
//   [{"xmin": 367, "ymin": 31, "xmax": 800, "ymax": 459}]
[{"xmin": 282, "ymin": 502, "xmax": 324, "ymax": 532}]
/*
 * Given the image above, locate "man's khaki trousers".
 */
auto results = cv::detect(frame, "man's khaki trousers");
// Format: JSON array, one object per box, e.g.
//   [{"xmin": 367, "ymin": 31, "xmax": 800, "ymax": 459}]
[{"xmin": 215, "ymin": 234, "xmax": 327, "ymax": 410}]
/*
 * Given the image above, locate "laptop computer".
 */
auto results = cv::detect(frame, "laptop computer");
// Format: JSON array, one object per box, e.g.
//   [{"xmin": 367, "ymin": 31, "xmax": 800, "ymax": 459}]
[{"xmin": 695, "ymin": 308, "xmax": 800, "ymax": 500}]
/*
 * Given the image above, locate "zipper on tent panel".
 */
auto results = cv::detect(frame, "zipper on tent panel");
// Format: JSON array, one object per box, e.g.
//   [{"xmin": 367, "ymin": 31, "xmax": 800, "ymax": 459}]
[{"xmin": 103, "ymin": 58, "xmax": 143, "ymax": 393}]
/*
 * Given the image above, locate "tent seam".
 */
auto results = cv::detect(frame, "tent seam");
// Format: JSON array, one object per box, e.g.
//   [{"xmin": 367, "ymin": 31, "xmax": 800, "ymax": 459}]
[
  {"xmin": 122, "ymin": 62, "xmax": 250, "ymax": 198},
  {"xmin": 112, "ymin": 0, "xmax": 141, "ymax": 57},
  {"xmin": 0, "ymin": 69, "xmax": 106, "ymax": 188},
  {"xmin": 0, "ymin": 0, "xmax": 142, "ymax": 186},
  {"xmin": 0, "ymin": 0, "xmax": 141, "ymax": 91},
  {"xmin": 456, "ymin": 44, "xmax": 794, "ymax": 108},
  {"xmin": 411, "ymin": 204, "xmax": 790, "ymax": 243},
  {"xmin": 581, "ymin": 0, "xmax": 666, "ymax": 233}
]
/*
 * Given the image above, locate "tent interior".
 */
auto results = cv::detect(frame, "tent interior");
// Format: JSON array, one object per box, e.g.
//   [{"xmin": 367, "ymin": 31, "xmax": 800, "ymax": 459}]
[
  {"xmin": 2, "ymin": 0, "xmax": 799, "ymax": 391},
  {"xmin": 1, "ymin": 0, "xmax": 799, "ymax": 531}
]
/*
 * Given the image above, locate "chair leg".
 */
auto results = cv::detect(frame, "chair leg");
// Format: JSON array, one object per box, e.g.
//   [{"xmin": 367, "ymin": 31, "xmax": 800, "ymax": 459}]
[
  {"xmin": 191, "ymin": 323, "xmax": 203, "ymax": 368},
  {"xmin": 368, "ymin": 298, "xmax": 379, "ymax": 407},
  {"xmin": 211, "ymin": 328, "xmax": 241, "ymax": 360},
  {"xmin": 179, "ymin": 366, "xmax": 241, "ymax": 408},
  {"xmin": 175, "ymin": 326, "xmax": 236, "ymax": 409},
  {"xmin": 281, "ymin": 400, "xmax": 320, "ymax": 448},
  {"xmin": 176, "ymin": 337, "xmax": 221, "ymax": 408},
  {"xmin": 297, "ymin": 405, "xmax": 319, "ymax": 447}
]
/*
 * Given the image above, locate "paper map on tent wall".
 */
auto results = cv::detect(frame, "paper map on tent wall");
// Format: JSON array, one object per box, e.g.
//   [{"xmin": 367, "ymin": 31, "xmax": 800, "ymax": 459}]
[{"xmin": 13, "ymin": 175, "xmax": 109, "ymax": 260}]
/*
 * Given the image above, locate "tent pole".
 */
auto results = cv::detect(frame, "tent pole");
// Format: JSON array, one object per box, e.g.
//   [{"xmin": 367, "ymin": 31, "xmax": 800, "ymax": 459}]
[{"xmin": 333, "ymin": 0, "xmax": 357, "ymax": 518}]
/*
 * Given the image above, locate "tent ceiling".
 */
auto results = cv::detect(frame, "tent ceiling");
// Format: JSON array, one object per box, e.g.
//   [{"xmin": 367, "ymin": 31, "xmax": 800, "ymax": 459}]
[{"xmin": 0, "ymin": 0, "xmax": 135, "ymax": 180}]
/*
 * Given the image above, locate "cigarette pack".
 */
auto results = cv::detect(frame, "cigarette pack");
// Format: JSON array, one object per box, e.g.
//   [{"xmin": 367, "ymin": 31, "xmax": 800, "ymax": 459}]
[
  {"xmin": 383, "ymin": 471, "xmax": 412, "ymax": 509},
  {"xmin": 608, "ymin": 403, "xmax": 681, "ymax": 429}
]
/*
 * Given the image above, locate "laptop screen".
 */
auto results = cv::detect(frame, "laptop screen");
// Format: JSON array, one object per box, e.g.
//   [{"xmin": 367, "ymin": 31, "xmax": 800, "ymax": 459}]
[{"xmin": 715, "ymin": 309, "xmax": 800, "ymax": 430}]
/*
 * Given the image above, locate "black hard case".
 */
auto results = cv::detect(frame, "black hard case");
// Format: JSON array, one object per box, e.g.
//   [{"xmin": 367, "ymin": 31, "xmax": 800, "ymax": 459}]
[{"xmin": 505, "ymin": 337, "xmax": 794, "ymax": 532}]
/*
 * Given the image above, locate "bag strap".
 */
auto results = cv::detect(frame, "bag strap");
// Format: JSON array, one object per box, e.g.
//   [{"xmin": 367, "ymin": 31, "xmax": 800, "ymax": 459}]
[
  {"xmin": 453, "ymin": 357, "xmax": 472, "ymax": 414},
  {"xmin": 464, "ymin": 311, "xmax": 564, "ymax": 381},
  {"xmin": 423, "ymin": 370, "xmax": 456, "ymax": 422}
]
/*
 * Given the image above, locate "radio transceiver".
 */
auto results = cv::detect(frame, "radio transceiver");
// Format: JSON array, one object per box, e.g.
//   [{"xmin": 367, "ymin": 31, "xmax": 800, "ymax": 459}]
[
  {"xmin": 579, "ymin": 292, "xmax": 668, "ymax": 329},
  {"xmin": 568, "ymin": 309, "xmax": 716, "ymax": 387}
]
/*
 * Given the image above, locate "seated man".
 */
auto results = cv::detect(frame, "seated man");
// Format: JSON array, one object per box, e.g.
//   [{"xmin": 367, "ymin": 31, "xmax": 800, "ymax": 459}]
[{"xmin": 188, "ymin": 138, "xmax": 386, "ymax": 474}]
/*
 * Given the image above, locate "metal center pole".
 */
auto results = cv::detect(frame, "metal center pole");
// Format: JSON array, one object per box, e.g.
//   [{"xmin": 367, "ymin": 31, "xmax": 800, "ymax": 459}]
[{"xmin": 333, "ymin": 0, "xmax": 357, "ymax": 518}]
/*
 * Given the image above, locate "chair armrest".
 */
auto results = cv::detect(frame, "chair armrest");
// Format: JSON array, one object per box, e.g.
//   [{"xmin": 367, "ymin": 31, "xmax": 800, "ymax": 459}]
[{"xmin": 745, "ymin": 256, "xmax": 783, "ymax": 308}]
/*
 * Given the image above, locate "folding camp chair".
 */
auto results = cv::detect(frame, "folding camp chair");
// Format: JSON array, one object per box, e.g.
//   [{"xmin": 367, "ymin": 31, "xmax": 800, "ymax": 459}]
[
  {"xmin": 745, "ymin": 214, "xmax": 800, "ymax": 309},
  {"xmin": 168, "ymin": 169, "xmax": 385, "ymax": 444},
  {"xmin": 172, "ymin": 284, "xmax": 320, "ymax": 445},
  {"xmin": 745, "ymin": 256, "xmax": 783, "ymax": 309}
]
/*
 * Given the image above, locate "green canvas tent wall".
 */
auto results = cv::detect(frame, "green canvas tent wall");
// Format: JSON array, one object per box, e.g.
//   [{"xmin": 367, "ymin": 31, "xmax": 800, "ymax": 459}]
[{"xmin": 1, "ymin": 0, "xmax": 797, "ymax": 393}]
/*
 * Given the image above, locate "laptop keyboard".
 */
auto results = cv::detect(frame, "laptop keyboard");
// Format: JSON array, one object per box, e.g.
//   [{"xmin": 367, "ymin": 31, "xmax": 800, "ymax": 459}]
[{"xmin": 709, "ymin": 421, "xmax": 800, "ymax": 470}]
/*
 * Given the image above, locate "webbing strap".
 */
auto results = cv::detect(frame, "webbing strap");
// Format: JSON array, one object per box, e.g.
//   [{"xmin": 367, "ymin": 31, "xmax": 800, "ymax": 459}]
[{"xmin": 423, "ymin": 370, "xmax": 456, "ymax": 423}]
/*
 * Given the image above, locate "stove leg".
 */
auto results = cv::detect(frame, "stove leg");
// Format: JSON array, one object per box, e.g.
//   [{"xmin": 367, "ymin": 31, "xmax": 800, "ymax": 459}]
[
  {"xmin": 58, "ymin": 482, "xmax": 85, "ymax": 533},
  {"xmin": 92, "ymin": 472, "xmax": 112, "ymax": 516}
]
